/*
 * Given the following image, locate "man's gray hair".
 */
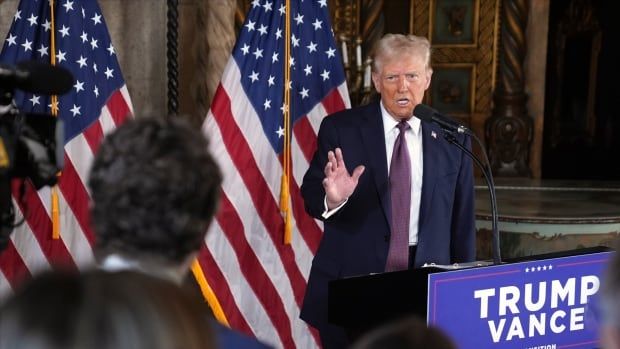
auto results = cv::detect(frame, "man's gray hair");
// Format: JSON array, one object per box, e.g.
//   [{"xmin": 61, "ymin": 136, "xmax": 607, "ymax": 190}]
[{"xmin": 372, "ymin": 33, "xmax": 432, "ymax": 73}]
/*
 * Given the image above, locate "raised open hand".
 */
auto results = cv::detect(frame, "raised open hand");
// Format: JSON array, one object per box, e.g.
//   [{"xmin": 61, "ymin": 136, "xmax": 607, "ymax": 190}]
[{"xmin": 322, "ymin": 148, "xmax": 365, "ymax": 209}]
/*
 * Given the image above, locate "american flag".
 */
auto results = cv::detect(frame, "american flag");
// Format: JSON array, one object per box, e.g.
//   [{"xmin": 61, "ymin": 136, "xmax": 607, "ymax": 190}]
[
  {"xmin": 200, "ymin": 0, "xmax": 349, "ymax": 348},
  {"xmin": 0, "ymin": 0, "xmax": 132, "ymax": 293}
]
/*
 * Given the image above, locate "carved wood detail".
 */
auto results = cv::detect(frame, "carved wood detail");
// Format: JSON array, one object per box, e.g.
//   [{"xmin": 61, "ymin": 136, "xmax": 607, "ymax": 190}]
[{"xmin": 485, "ymin": 0, "xmax": 533, "ymax": 177}]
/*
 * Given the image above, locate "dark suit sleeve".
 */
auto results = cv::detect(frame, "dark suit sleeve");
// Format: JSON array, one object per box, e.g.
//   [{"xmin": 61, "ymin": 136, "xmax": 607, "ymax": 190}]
[
  {"xmin": 450, "ymin": 134, "xmax": 476, "ymax": 262},
  {"xmin": 300, "ymin": 116, "xmax": 339, "ymax": 220}
]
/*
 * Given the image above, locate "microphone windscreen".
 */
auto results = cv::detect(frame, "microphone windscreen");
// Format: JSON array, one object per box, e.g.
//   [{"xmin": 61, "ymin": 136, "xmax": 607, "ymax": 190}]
[
  {"xmin": 16, "ymin": 60, "xmax": 74, "ymax": 95},
  {"xmin": 413, "ymin": 103, "xmax": 436, "ymax": 122}
]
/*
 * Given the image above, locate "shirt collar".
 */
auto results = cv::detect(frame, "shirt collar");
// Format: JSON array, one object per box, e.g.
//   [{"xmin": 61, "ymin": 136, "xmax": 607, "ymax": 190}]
[
  {"xmin": 100, "ymin": 254, "xmax": 140, "ymax": 272},
  {"xmin": 379, "ymin": 101, "xmax": 421, "ymax": 137}
]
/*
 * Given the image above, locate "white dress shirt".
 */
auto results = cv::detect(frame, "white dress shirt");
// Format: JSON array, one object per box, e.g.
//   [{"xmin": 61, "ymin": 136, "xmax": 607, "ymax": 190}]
[
  {"xmin": 321, "ymin": 101, "xmax": 424, "ymax": 245},
  {"xmin": 380, "ymin": 102, "xmax": 423, "ymax": 246}
]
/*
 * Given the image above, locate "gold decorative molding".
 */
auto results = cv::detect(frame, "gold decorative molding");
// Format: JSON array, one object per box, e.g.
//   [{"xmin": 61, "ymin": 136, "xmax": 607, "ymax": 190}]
[{"xmin": 332, "ymin": 0, "xmax": 360, "ymax": 40}]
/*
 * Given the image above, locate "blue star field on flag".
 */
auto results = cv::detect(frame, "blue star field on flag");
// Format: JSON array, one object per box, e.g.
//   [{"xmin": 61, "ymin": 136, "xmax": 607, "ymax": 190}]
[
  {"xmin": 1, "ymin": 0, "xmax": 125, "ymax": 143},
  {"xmin": 232, "ymin": 0, "xmax": 346, "ymax": 153}
]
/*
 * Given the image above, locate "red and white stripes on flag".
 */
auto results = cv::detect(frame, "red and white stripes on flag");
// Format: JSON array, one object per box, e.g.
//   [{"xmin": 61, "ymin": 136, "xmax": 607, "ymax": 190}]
[
  {"xmin": 0, "ymin": 89, "xmax": 132, "ymax": 291},
  {"xmin": 198, "ymin": 1, "xmax": 350, "ymax": 348},
  {"xmin": 0, "ymin": 0, "xmax": 132, "ymax": 292}
]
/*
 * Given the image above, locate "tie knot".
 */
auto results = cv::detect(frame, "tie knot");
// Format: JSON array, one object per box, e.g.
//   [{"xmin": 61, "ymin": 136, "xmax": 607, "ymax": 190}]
[{"xmin": 397, "ymin": 121, "xmax": 410, "ymax": 133}]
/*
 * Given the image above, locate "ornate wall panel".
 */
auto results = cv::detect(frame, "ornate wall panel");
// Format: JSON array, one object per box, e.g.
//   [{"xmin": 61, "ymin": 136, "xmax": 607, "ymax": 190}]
[
  {"xmin": 415, "ymin": 0, "xmax": 500, "ymax": 133},
  {"xmin": 232, "ymin": 0, "xmax": 500, "ymax": 133}
]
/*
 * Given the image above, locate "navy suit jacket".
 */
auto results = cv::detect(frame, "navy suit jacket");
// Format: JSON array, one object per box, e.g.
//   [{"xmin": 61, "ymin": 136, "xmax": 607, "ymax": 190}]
[{"xmin": 299, "ymin": 101, "xmax": 476, "ymax": 331}]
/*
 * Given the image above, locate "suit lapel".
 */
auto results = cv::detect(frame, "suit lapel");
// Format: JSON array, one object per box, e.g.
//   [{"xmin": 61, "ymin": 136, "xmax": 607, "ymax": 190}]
[
  {"xmin": 359, "ymin": 103, "xmax": 391, "ymax": 229},
  {"xmin": 419, "ymin": 122, "xmax": 440, "ymax": 223}
]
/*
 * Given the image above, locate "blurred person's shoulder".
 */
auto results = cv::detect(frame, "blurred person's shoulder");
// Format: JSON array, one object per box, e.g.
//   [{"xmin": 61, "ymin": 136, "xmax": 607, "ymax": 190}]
[{"xmin": 211, "ymin": 320, "xmax": 274, "ymax": 349}]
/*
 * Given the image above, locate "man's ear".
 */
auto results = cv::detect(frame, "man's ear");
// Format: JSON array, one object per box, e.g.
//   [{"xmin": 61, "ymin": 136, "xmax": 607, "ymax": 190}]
[
  {"xmin": 371, "ymin": 72, "xmax": 381, "ymax": 93},
  {"xmin": 424, "ymin": 68, "xmax": 433, "ymax": 90}
]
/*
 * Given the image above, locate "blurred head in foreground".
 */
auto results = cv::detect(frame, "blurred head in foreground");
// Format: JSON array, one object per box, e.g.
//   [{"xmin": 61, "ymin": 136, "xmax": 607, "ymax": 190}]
[
  {"xmin": 351, "ymin": 316, "xmax": 456, "ymax": 349},
  {"xmin": 88, "ymin": 116, "xmax": 222, "ymax": 283},
  {"xmin": 0, "ymin": 270, "xmax": 215, "ymax": 349}
]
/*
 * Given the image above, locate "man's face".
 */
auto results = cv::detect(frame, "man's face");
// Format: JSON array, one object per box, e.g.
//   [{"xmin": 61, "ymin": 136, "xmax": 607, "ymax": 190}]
[{"xmin": 372, "ymin": 54, "xmax": 432, "ymax": 121}]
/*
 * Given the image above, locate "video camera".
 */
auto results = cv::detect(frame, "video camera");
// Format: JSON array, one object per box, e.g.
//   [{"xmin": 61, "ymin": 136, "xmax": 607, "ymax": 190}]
[{"xmin": 0, "ymin": 61, "xmax": 73, "ymax": 251}]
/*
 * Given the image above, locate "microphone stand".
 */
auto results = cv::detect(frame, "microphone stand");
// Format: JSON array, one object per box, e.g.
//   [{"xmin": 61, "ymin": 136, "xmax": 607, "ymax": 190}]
[{"xmin": 443, "ymin": 131, "xmax": 501, "ymax": 265}]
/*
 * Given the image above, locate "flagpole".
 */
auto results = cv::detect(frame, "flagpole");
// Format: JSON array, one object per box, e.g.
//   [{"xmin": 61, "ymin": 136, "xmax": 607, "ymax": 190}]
[
  {"xmin": 280, "ymin": 0, "xmax": 293, "ymax": 244},
  {"xmin": 49, "ymin": 0, "xmax": 61, "ymax": 240}
]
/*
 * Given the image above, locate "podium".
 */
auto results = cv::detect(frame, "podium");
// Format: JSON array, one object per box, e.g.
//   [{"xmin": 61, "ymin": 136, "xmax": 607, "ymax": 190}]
[{"xmin": 328, "ymin": 247, "xmax": 612, "ymax": 348}]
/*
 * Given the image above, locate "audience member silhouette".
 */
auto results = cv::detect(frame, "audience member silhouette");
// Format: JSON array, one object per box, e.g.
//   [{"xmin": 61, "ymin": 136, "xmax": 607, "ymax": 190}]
[
  {"xmin": 351, "ymin": 316, "xmax": 457, "ymax": 349},
  {"xmin": 88, "ymin": 116, "xmax": 272, "ymax": 349},
  {"xmin": 0, "ymin": 270, "xmax": 215, "ymax": 349}
]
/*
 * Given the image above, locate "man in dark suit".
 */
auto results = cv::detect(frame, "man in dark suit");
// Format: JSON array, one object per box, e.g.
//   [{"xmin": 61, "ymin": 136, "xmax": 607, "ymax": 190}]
[{"xmin": 299, "ymin": 34, "xmax": 476, "ymax": 348}]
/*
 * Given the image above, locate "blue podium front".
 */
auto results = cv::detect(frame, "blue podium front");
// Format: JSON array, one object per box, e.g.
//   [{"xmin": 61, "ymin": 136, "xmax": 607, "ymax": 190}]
[{"xmin": 428, "ymin": 251, "xmax": 613, "ymax": 349}]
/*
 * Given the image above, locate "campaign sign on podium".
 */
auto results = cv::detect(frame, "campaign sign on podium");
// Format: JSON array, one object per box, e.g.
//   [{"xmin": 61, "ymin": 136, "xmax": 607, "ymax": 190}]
[{"xmin": 428, "ymin": 252, "xmax": 613, "ymax": 349}]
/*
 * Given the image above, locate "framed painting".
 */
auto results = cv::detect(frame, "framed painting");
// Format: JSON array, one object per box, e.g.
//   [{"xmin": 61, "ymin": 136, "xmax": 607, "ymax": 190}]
[
  {"xmin": 428, "ymin": 63, "xmax": 475, "ymax": 116},
  {"xmin": 429, "ymin": 0, "xmax": 479, "ymax": 47}
]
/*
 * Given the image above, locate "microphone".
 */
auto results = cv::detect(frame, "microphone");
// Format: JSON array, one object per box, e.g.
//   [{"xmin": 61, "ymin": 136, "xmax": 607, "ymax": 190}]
[
  {"xmin": 0, "ymin": 60, "xmax": 74, "ymax": 95},
  {"xmin": 413, "ymin": 103, "xmax": 472, "ymax": 135}
]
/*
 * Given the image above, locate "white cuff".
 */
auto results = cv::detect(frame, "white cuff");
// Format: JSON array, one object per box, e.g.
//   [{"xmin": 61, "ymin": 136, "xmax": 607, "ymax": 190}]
[{"xmin": 321, "ymin": 196, "xmax": 348, "ymax": 219}]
